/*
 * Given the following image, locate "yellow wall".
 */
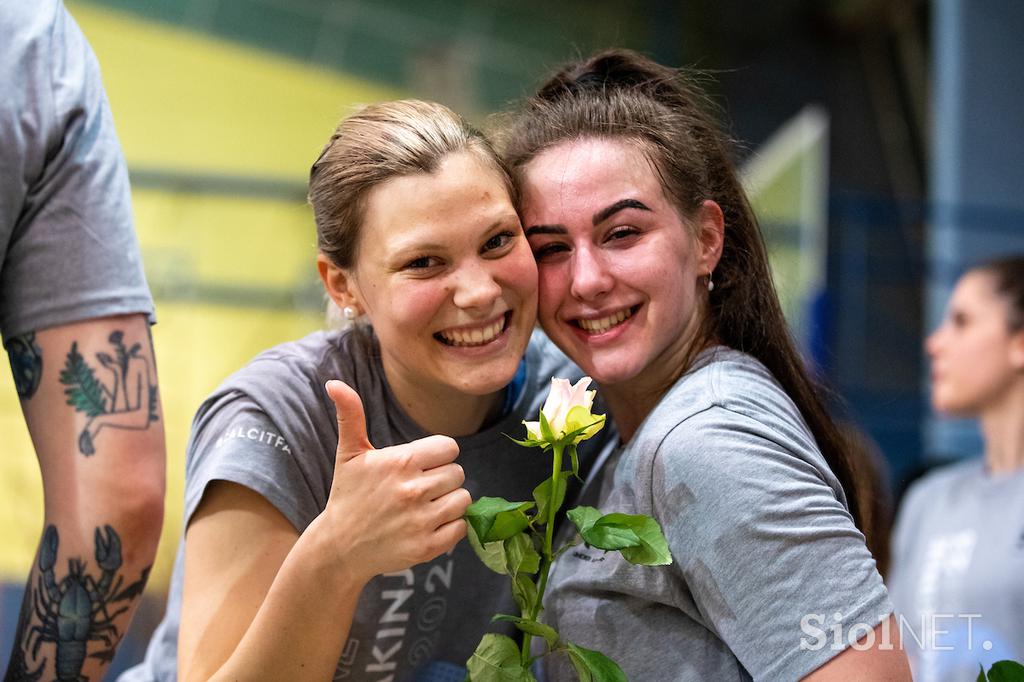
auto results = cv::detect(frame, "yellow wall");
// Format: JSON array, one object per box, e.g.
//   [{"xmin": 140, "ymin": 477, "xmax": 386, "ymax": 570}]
[{"xmin": 0, "ymin": 1, "xmax": 402, "ymax": 589}]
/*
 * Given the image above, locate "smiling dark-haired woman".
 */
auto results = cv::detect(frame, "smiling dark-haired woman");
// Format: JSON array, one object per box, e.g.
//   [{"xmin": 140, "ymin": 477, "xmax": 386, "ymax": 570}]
[{"xmin": 500, "ymin": 49, "xmax": 911, "ymax": 681}]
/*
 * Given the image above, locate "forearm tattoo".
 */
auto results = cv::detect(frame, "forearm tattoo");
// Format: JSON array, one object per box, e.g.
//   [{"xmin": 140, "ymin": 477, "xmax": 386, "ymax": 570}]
[
  {"xmin": 4, "ymin": 525, "xmax": 151, "ymax": 681},
  {"xmin": 5, "ymin": 332, "xmax": 43, "ymax": 400},
  {"xmin": 59, "ymin": 330, "xmax": 159, "ymax": 455}
]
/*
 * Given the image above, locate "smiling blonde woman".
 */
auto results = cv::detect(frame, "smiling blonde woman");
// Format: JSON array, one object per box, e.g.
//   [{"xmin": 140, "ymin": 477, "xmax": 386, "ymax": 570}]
[{"xmin": 122, "ymin": 100, "xmax": 612, "ymax": 682}]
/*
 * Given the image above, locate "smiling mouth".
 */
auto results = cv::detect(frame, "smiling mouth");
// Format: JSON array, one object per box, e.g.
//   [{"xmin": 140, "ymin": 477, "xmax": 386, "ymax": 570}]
[
  {"xmin": 435, "ymin": 312, "xmax": 511, "ymax": 347},
  {"xmin": 573, "ymin": 305, "xmax": 639, "ymax": 335}
]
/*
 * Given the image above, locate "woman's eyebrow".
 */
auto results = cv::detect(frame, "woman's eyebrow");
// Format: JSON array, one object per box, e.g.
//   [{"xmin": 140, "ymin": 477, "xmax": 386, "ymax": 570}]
[
  {"xmin": 525, "ymin": 225, "xmax": 567, "ymax": 236},
  {"xmin": 525, "ymin": 199, "xmax": 652, "ymax": 237},
  {"xmin": 593, "ymin": 198, "xmax": 651, "ymax": 225}
]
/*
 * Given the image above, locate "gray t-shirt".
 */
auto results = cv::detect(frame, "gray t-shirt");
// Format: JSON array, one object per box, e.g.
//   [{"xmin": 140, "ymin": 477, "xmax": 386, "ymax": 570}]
[
  {"xmin": 123, "ymin": 327, "xmax": 611, "ymax": 681},
  {"xmin": 541, "ymin": 347, "xmax": 891, "ymax": 681},
  {"xmin": 888, "ymin": 458, "xmax": 1024, "ymax": 682},
  {"xmin": 0, "ymin": 0, "xmax": 153, "ymax": 339}
]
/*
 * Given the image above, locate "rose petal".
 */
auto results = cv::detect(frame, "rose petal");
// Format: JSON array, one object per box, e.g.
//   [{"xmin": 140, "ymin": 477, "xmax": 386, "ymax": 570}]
[{"xmin": 542, "ymin": 378, "xmax": 573, "ymax": 433}]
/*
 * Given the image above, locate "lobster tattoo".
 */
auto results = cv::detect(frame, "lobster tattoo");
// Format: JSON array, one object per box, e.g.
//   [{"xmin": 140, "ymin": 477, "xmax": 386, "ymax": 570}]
[{"xmin": 10, "ymin": 524, "xmax": 150, "ymax": 681}]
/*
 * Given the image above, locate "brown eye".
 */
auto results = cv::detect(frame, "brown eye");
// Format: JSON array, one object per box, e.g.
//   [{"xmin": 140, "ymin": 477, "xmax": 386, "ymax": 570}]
[
  {"xmin": 405, "ymin": 256, "xmax": 439, "ymax": 270},
  {"xmin": 483, "ymin": 231, "xmax": 515, "ymax": 253},
  {"xmin": 531, "ymin": 241, "xmax": 569, "ymax": 261},
  {"xmin": 606, "ymin": 227, "xmax": 639, "ymax": 242}
]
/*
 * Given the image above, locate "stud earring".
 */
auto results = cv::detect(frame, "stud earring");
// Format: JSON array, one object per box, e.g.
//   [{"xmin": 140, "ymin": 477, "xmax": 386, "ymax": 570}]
[{"xmin": 343, "ymin": 306, "xmax": 358, "ymax": 320}]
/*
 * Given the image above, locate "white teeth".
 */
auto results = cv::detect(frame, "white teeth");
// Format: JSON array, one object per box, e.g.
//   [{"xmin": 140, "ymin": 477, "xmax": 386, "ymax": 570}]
[
  {"xmin": 577, "ymin": 308, "xmax": 633, "ymax": 334},
  {"xmin": 439, "ymin": 318, "xmax": 505, "ymax": 347}
]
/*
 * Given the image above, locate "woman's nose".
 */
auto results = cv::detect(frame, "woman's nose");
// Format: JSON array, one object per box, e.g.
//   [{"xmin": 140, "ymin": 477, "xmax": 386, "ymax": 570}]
[
  {"xmin": 452, "ymin": 262, "xmax": 502, "ymax": 310},
  {"xmin": 925, "ymin": 327, "xmax": 942, "ymax": 357},
  {"xmin": 568, "ymin": 246, "xmax": 614, "ymax": 301}
]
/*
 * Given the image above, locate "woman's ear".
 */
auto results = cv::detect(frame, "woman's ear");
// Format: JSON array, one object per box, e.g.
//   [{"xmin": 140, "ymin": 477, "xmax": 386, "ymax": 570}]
[
  {"xmin": 1010, "ymin": 328, "xmax": 1024, "ymax": 372},
  {"xmin": 696, "ymin": 199, "xmax": 725, "ymax": 276},
  {"xmin": 317, "ymin": 253, "xmax": 364, "ymax": 316}
]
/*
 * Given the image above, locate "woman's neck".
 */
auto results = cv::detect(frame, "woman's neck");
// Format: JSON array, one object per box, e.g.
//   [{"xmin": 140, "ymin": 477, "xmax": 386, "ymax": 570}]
[
  {"xmin": 602, "ymin": 343, "xmax": 714, "ymax": 444},
  {"xmin": 602, "ymin": 388, "xmax": 660, "ymax": 444},
  {"xmin": 980, "ymin": 381, "xmax": 1024, "ymax": 474},
  {"xmin": 381, "ymin": 365, "xmax": 503, "ymax": 437}
]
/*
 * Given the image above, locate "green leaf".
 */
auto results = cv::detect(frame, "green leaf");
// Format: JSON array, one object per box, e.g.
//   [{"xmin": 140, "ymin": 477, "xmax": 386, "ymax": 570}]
[
  {"xmin": 565, "ymin": 642, "xmax": 627, "ymax": 682},
  {"xmin": 566, "ymin": 507, "xmax": 673, "ymax": 565},
  {"xmin": 466, "ymin": 634, "xmax": 536, "ymax": 682},
  {"xmin": 988, "ymin": 660, "xmax": 1024, "ymax": 682},
  {"xmin": 603, "ymin": 513, "xmax": 673, "ymax": 566},
  {"xmin": 59, "ymin": 342, "xmax": 107, "ymax": 417},
  {"xmin": 566, "ymin": 507, "xmax": 642, "ymax": 551},
  {"xmin": 506, "ymin": 435, "xmax": 548, "ymax": 449},
  {"xmin": 504, "ymin": 532, "xmax": 541, "ymax": 577},
  {"xmin": 581, "ymin": 523, "xmax": 641, "ymax": 551},
  {"xmin": 467, "ymin": 520, "xmax": 508, "ymax": 575},
  {"xmin": 533, "ymin": 471, "xmax": 570, "ymax": 522},
  {"xmin": 539, "ymin": 410, "xmax": 555, "ymax": 442},
  {"xmin": 466, "ymin": 497, "xmax": 535, "ymax": 543},
  {"xmin": 511, "ymin": 572, "xmax": 539, "ymax": 617},
  {"xmin": 566, "ymin": 506, "xmax": 603, "ymax": 534},
  {"xmin": 569, "ymin": 444, "xmax": 581, "ymax": 480},
  {"xmin": 492, "ymin": 614, "xmax": 560, "ymax": 649}
]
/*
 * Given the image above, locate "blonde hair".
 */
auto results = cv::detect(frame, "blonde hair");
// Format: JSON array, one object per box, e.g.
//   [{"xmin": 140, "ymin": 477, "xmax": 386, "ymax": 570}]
[{"xmin": 309, "ymin": 99, "xmax": 515, "ymax": 270}]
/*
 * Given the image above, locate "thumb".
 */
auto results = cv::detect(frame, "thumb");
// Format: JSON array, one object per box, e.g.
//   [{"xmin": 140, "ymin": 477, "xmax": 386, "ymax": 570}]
[{"xmin": 326, "ymin": 380, "xmax": 374, "ymax": 462}]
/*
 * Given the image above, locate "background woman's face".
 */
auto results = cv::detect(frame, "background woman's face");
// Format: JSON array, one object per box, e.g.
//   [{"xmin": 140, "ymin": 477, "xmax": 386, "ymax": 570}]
[
  {"xmin": 348, "ymin": 151, "xmax": 537, "ymax": 399},
  {"xmin": 927, "ymin": 271, "xmax": 1023, "ymax": 416},
  {"xmin": 519, "ymin": 137, "xmax": 710, "ymax": 390}
]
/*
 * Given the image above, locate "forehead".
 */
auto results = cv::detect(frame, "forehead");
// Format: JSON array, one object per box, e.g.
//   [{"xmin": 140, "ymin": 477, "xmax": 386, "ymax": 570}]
[
  {"xmin": 951, "ymin": 271, "xmax": 1005, "ymax": 312},
  {"xmin": 359, "ymin": 151, "xmax": 514, "ymax": 248},
  {"xmin": 520, "ymin": 137, "xmax": 666, "ymax": 213}
]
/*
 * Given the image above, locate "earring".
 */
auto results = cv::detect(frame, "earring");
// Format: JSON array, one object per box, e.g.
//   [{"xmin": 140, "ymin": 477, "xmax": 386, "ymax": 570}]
[
  {"xmin": 343, "ymin": 306, "xmax": 358, "ymax": 320},
  {"xmin": 707, "ymin": 274, "xmax": 715, "ymax": 292}
]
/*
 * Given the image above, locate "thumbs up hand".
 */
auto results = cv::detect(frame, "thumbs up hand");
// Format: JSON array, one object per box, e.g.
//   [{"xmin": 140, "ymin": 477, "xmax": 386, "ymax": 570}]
[{"xmin": 316, "ymin": 380, "xmax": 470, "ymax": 583}]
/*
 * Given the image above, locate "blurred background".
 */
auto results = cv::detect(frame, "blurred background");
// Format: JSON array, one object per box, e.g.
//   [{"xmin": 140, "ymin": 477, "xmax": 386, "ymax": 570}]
[{"xmin": 1, "ymin": 0, "xmax": 1021, "ymax": 675}]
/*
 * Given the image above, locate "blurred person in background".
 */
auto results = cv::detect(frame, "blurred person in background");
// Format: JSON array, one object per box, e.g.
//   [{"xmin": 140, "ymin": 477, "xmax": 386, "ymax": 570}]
[
  {"xmin": 1, "ymin": 1, "xmax": 166, "ymax": 680},
  {"xmin": 501, "ymin": 48, "xmax": 910, "ymax": 681},
  {"xmin": 888, "ymin": 255, "xmax": 1024, "ymax": 681},
  {"xmin": 122, "ymin": 100, "xmax": 611, "ymax": 682}
]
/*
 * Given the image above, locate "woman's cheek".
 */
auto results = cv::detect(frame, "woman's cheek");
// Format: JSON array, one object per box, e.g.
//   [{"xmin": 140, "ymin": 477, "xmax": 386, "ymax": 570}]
[
  {"xmin": 497, "ymin": 248, "xmax": 540, "ymax": 304},
  {"xmin": 536, "ymin": 266, "xmax": 568, "ymax": 321},
  {"xmin": 393, "ymin": 281, "xmax": 446, "ymax": 327}
]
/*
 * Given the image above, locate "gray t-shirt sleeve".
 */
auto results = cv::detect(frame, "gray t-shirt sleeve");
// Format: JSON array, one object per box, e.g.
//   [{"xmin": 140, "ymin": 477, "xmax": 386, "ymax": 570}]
[
  {"xmin": 0, "ymin": 1, "xmax": 153, "ymax": 339},
  {"xmin": 653, "ymin": 406, "xmax": 892, "ymax": 680},
  {"xmin": 184, "ymin": 391, "xmax": 321, "ymax": 532}
]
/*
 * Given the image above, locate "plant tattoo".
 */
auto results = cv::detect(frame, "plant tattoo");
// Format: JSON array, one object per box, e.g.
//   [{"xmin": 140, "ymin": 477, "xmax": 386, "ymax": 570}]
[
  {"xmin": 59, "ymin": 331, "xmax": 158, "ymax": 455},
  {"xmin": 8, "ymin": 525, "xmax": 150, "ymax": 681},
  {"xmin": 5, "ymin": 332, "xmax": 43, "ymax": 400}
]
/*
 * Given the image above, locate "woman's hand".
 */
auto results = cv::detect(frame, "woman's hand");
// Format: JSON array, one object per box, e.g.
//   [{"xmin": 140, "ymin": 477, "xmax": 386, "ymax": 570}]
[
  {"xmin": 316, "ymin": 379, "xmax": 471, "ymax": 582},
  {"xmin": 179, "ymin": 383, "xmax": 471, "ymax": 682}
]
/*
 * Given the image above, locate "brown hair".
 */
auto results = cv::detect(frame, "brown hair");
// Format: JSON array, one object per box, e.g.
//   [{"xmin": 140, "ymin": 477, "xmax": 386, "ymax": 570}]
[
  {"xmin": 973, "ymin": 255, "xmax": 1024, "ymax": 332},
  {"xmin": 501, "ymin": 49, "xmax": 886, "ymax": 562},
  {"xmin": 310, "ymin": 99, "xmax": 515, "ymax": 269}
]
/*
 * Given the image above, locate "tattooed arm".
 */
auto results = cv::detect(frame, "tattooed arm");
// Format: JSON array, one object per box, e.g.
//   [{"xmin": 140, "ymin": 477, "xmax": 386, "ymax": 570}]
[{"xmin": 3, "ymin": 314, "xmax": 165, "ymax": 682}]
